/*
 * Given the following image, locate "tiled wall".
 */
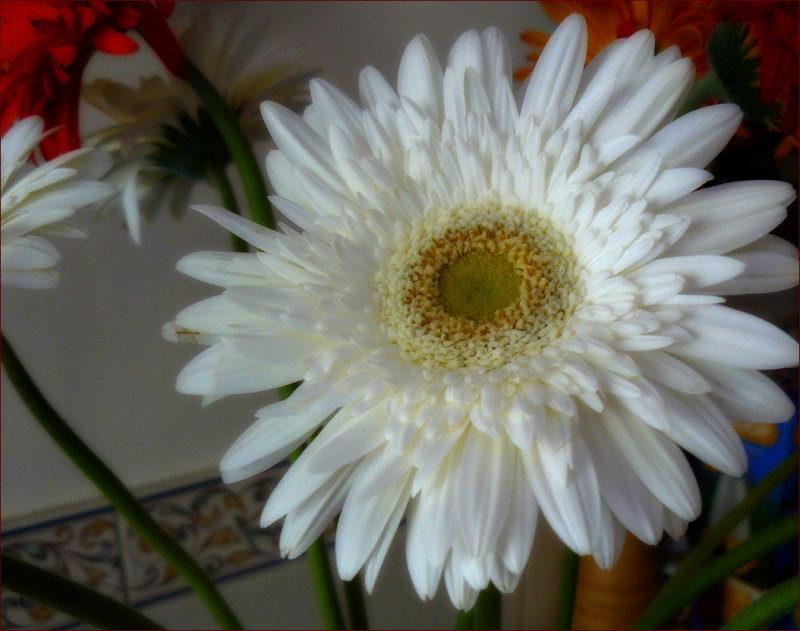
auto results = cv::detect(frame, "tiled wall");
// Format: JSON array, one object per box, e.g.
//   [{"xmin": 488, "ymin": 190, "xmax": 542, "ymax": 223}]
[{"xmin": 1, "ymin": 465, "xmax": 298, "ymax": 630}]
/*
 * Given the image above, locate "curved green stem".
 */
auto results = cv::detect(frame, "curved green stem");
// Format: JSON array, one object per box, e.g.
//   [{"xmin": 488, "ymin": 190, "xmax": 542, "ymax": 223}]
[
  {"xmin": 1, "ymin": 334, "xmax": 243, "ymax": 630},
  {"xmin": 641, "ymin": 451, "xmax": 798, "ymax": 621},
  {"xmin": 206, "ymin": 162, "xmax": 248, "ymax": 253},
  {"xmin": 457, "ymin": 608, "xmax": 476, "ymax": 629},
  {"xmin": 721, "ymin": 575, "xmax": 799, "ymax": 630},
  {"xmin": 556, "ymin": 547, "xmax": 580, "ymax": 630},
  {"xmin": 473, "ymin": 584, "xmax": 502, "ymax": 630},
  {"xmin": 287, "ymin": 405, "xmax": 346, "ymax": 630},
  {"xmin": 634, "ymin": 511, "xmax": 798, "ymax": 630},
  {"xmin": 185, "ymin": 58, "xmax": 273, "ymax": 229},
  {"xmin": 343, "ymin": 574, "xmax": 369, "ymax": 629},
  {"xmin": 307, "ymin": 539, "xmax": 346, "ymax": 630},
  {"xmin": 2, "ymin": 553, "xmax": 165, "ymax": 630}
]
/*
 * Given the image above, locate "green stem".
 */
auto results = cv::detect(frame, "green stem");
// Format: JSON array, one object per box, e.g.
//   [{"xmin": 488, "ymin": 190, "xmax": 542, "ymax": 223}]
[
  {"xmin": 185, "ymin": 58, "xmax": 273, "ymax": 229},
  {"xmin": 286, "ymin": 395, "xmax": 345, "ymax": 630},
  {"xmin": 1, "ymin": 335, "xmax": 243, "ymax": 630},
  {"xmin": 634, "ymin": 511, "xmax": 799, "ymax": 630},
  {"xmin": 721, "ymin": 575, "xmax": 799, "ymax": 630},
  {"xmin": 2, "ymin": 554, "xmax": 165, "ymax": 630},
  {"xmin": 206, "ymin": 162, "xmax": 248, "ymax": 253},
  {"xmin": 456, "ymin": 608, "xmax": 475, "ymax": 630},
  {"xmin": 641, "ymin": 451, "xmax": 798, "ymax": 621},
  {"xmin": 473, "ymin": 584, "xmax": 502, "ymax": 630},
  {"xmin": 556, "ymin": 547, "xmax": 580, "ymax": 630},
  {"xmin": 678, "ymin": 66, "xmax": 728, "ymax": 116},
  {"xmin": 343, "ymin": 575, "xmax": 369, "ymax": 630},
  {"xmin": 307, "ymin": 539, "xmax": 346, "ymax": 630}
]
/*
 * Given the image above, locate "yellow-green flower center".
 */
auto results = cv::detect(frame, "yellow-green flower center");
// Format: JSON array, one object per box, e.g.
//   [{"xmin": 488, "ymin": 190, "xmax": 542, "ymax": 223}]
[
  {"xmin": 438, "ymin": 251, "xmax": 521, "ymax": 321},
  {"xmin": 377, "ymin": 203, "xmax": 582, "ymax": 371}
]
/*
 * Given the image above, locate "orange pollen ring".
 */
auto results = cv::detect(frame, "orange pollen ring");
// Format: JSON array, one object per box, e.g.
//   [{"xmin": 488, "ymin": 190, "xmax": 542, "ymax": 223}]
[{"xmin": 378, "ymin": 207, "xmax": 582, "ymax": 371}]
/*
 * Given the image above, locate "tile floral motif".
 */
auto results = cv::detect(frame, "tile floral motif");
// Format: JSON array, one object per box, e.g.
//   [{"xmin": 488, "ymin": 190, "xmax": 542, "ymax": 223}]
[
  {"xmin": 1, "ymin": 508, "xmax": 124, "ymax": 630},
  {"xmin": 119, "ymin": 470, "xmax": 286, "ymax": 603},
  {"xmin": 1, "ymin": 465, "xmax": 290, "ymax": 630}
]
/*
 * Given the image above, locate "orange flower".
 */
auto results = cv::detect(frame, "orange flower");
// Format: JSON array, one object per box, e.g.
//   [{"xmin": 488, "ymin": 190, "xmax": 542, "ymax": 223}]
[
  {"xmin": 516, "ymin": 1, "xmax": 718, "ymax": 81},
  {"xmin": 1, "ymin": 1, "xmax": 183, "ymax": 158}
]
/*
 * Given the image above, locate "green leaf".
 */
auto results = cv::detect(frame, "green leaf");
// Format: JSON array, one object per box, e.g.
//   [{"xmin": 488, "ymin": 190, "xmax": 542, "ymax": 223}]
[
  {"xmin": 639, "ymin": 451, "xmax": 798, "ymax": 622},
  {"xmin": 708, "ymin": 22, "xmax": 780, "ymax": 124},
  {"xmin": 634, "ymin": 512, "xmax": 798, "ymax": 629},
  {"xmin": 721, "ymin": 575, "xmax": 799, "ymax": 630}
]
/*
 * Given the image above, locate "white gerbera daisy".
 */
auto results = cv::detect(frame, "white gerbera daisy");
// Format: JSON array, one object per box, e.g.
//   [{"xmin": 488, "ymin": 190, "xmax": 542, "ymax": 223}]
[
  {"xmin": 83, "ymin": 11, "xmax": 312, "ymax": 244},
  {"xmin": 1, "ymin": 117, "xmax": 113, "ymax": 289},
  {"xmin": 165, "ymin": 17, "xmax": 799, "ymax": 609}
]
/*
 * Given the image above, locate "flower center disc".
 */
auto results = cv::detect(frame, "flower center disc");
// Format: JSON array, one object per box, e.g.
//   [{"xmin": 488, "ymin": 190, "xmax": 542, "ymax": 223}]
[
  {"xmin": 438, "ymin": 251, "xmax": 521, "ymax": 321},
  {"xmin": 378, "ymin": 204, "xmax": 582, "ymax": 371}
]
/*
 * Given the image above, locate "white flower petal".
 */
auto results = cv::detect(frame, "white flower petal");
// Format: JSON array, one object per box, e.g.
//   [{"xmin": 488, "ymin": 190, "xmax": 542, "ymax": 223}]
[
  {"xmin": 590, "ymin": 58, "xmax": 694, "ymax": 145},
  {"xmin": 163, "ymin": 22, "xmax": 798, "ymax": 611},
  {"xmin": 520, "ymin": 14, "xmax": 587, "ymax": 129},
  {"xmin": 176, "ymin": 340, "xmax": 306, "ymax": 396},
  {"xmin": 665, "ymin": 181, "xmax": 795, "ymax": 255},
  {"xmin": 456, "ymin": 431, "xmax": 514, "ymax": 558},
  {"xmin": 220, "ymin": 409, "xmax": 328, "ymax": 483},
  {"xmin": 708, "ymin": 236, "xmax": 799, "ymax": 295},
  {"xmin": 616, "ymin": 104, "xmax": 742, "ymax": 171},
  {"xmin": 602, "ymin": 405, "xmax": 700, "ymax": 520},
  {"xmin": 669, "ymin": 305, "xmax": 798, "ymax": 369},
  {"xmin": 280, "ymin": 468, "xmax": 353, "ymax": 558},
  {"xmin": 689, "ymin": 360, "xmax": 796, "ymax": 424},
  {"xmin": 336, "ymin": 473, "xmax": 411, "ymax": 580},
  {"xmin": 522, "ymin": 440, "xmax": 601, "ymax": 555},
  {"xmin": 398, "ymin": 35, "xmax": 444, "ymax": 121},
  {"xmin": 657, "ymin": 388, "xmax": 747, "ymax": 476}
]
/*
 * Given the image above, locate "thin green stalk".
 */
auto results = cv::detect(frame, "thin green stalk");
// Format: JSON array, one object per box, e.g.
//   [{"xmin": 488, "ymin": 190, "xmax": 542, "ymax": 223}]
[
  {"xmin": 721, "ymin": 575, "xmax": 799, "ymax": 630},
  {"xmin": 678, "ymin": 67, "xmax": 727, "ymax": 116},
  {"xmin": 206, "ymin": 162, "xmax": 248, "ymax": 253},
  {"xmin": 343, "ymin": 574, "xmax": 369, "ymax": 629},
  {"xmin": 634, "ymin": 511, "xmax": 799, "ymax": 630},
  {"xmin": 641, "ymin": 451, "xmax": 798, "ymax": 620},
  {"xmin": 456, "ymin": 608, "xmax": 475, "ymax": 629},
  {"xmin": 287, "ymin": 407, "xmax": 346, "ymax": 630},
  {"xmin": 307, "ymin": 539, "xmax": 347, "ymax": 630},
  {"xmin": 2, "ymin": 554, "xmax": 165, "ymax": 630},
  {"xmin": 556, "ymin": 547, "xmax": 580, "ymax": 630},
  {"xmin": 1, "ymin": 335, "xmax": 243, "ymax": 630},
  {"xmin": 473, "ymin": 584, "xmax": 502, "ymax": 630},
  {"xmin": 185, "ymin": 58, "xmax": 273, "ymax": 229}
]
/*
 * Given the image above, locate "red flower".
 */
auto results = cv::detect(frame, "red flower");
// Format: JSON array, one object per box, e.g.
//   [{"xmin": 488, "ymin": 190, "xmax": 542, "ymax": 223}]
[{"xmin": 1, "ymin": 1, "xmax": 184, "ymax": 158}]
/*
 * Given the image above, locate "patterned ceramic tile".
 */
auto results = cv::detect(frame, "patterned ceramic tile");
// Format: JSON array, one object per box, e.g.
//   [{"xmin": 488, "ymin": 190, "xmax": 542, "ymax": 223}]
[
  {"xmin": 1, "ymin": 465, "xmax": 290, "ymax": 629},
  {"xmin": 1, "ymin": 507, "xmax": 124, "ymax": 630},
  {"xmin": 118, "ymin": 470, "xmax": 286, "ymax": 604}
]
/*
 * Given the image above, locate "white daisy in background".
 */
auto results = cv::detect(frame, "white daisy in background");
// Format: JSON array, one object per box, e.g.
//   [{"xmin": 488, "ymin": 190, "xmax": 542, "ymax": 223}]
[
  {"xmin": 82, "ymin": 11, "xmax": 313, "ymax": 244},
  {"xmin": 2, "ymin": 117, "xmax": 113, "ymax": 289},
  {"xmin": 165, "ymin": 16, "xmax": 799, "ymax": 609}
]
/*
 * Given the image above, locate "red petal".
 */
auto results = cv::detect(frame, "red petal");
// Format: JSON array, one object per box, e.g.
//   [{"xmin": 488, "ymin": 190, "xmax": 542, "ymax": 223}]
[
  {"xmin": 111, "ymin": 5, "xmax": 141, "ymax": 30},
  {"xmin": 74, "ymin": 5, "xmax": 98, "ymax": 31},
  {"xmin": 134, "ymin": 1, "xmax": 185, "ymax": 77},
  {"xmin": 57, "ymin": 6, "xmax": 75, "ymax": 30},
  {"xmin": 93, "ymin": 25, "xmax": 139, "ymax": 55},
  {"xmin": 0, "ymin": 19, "xmax": 40, "ymax": 62},
  {"xmin": 0, "ymin": 1, "xmax": 59, "ymax": 21},
  {"xmin": 156, "ymin": 1, "xmax": 175, "ymax": 18},
  {"xmin": 48, "ymin": 44, "xmax": 77, "ymax": 69},
  {"xmin": 52, "ymin": 63, "xmax": 71, "ymax": 85}
]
